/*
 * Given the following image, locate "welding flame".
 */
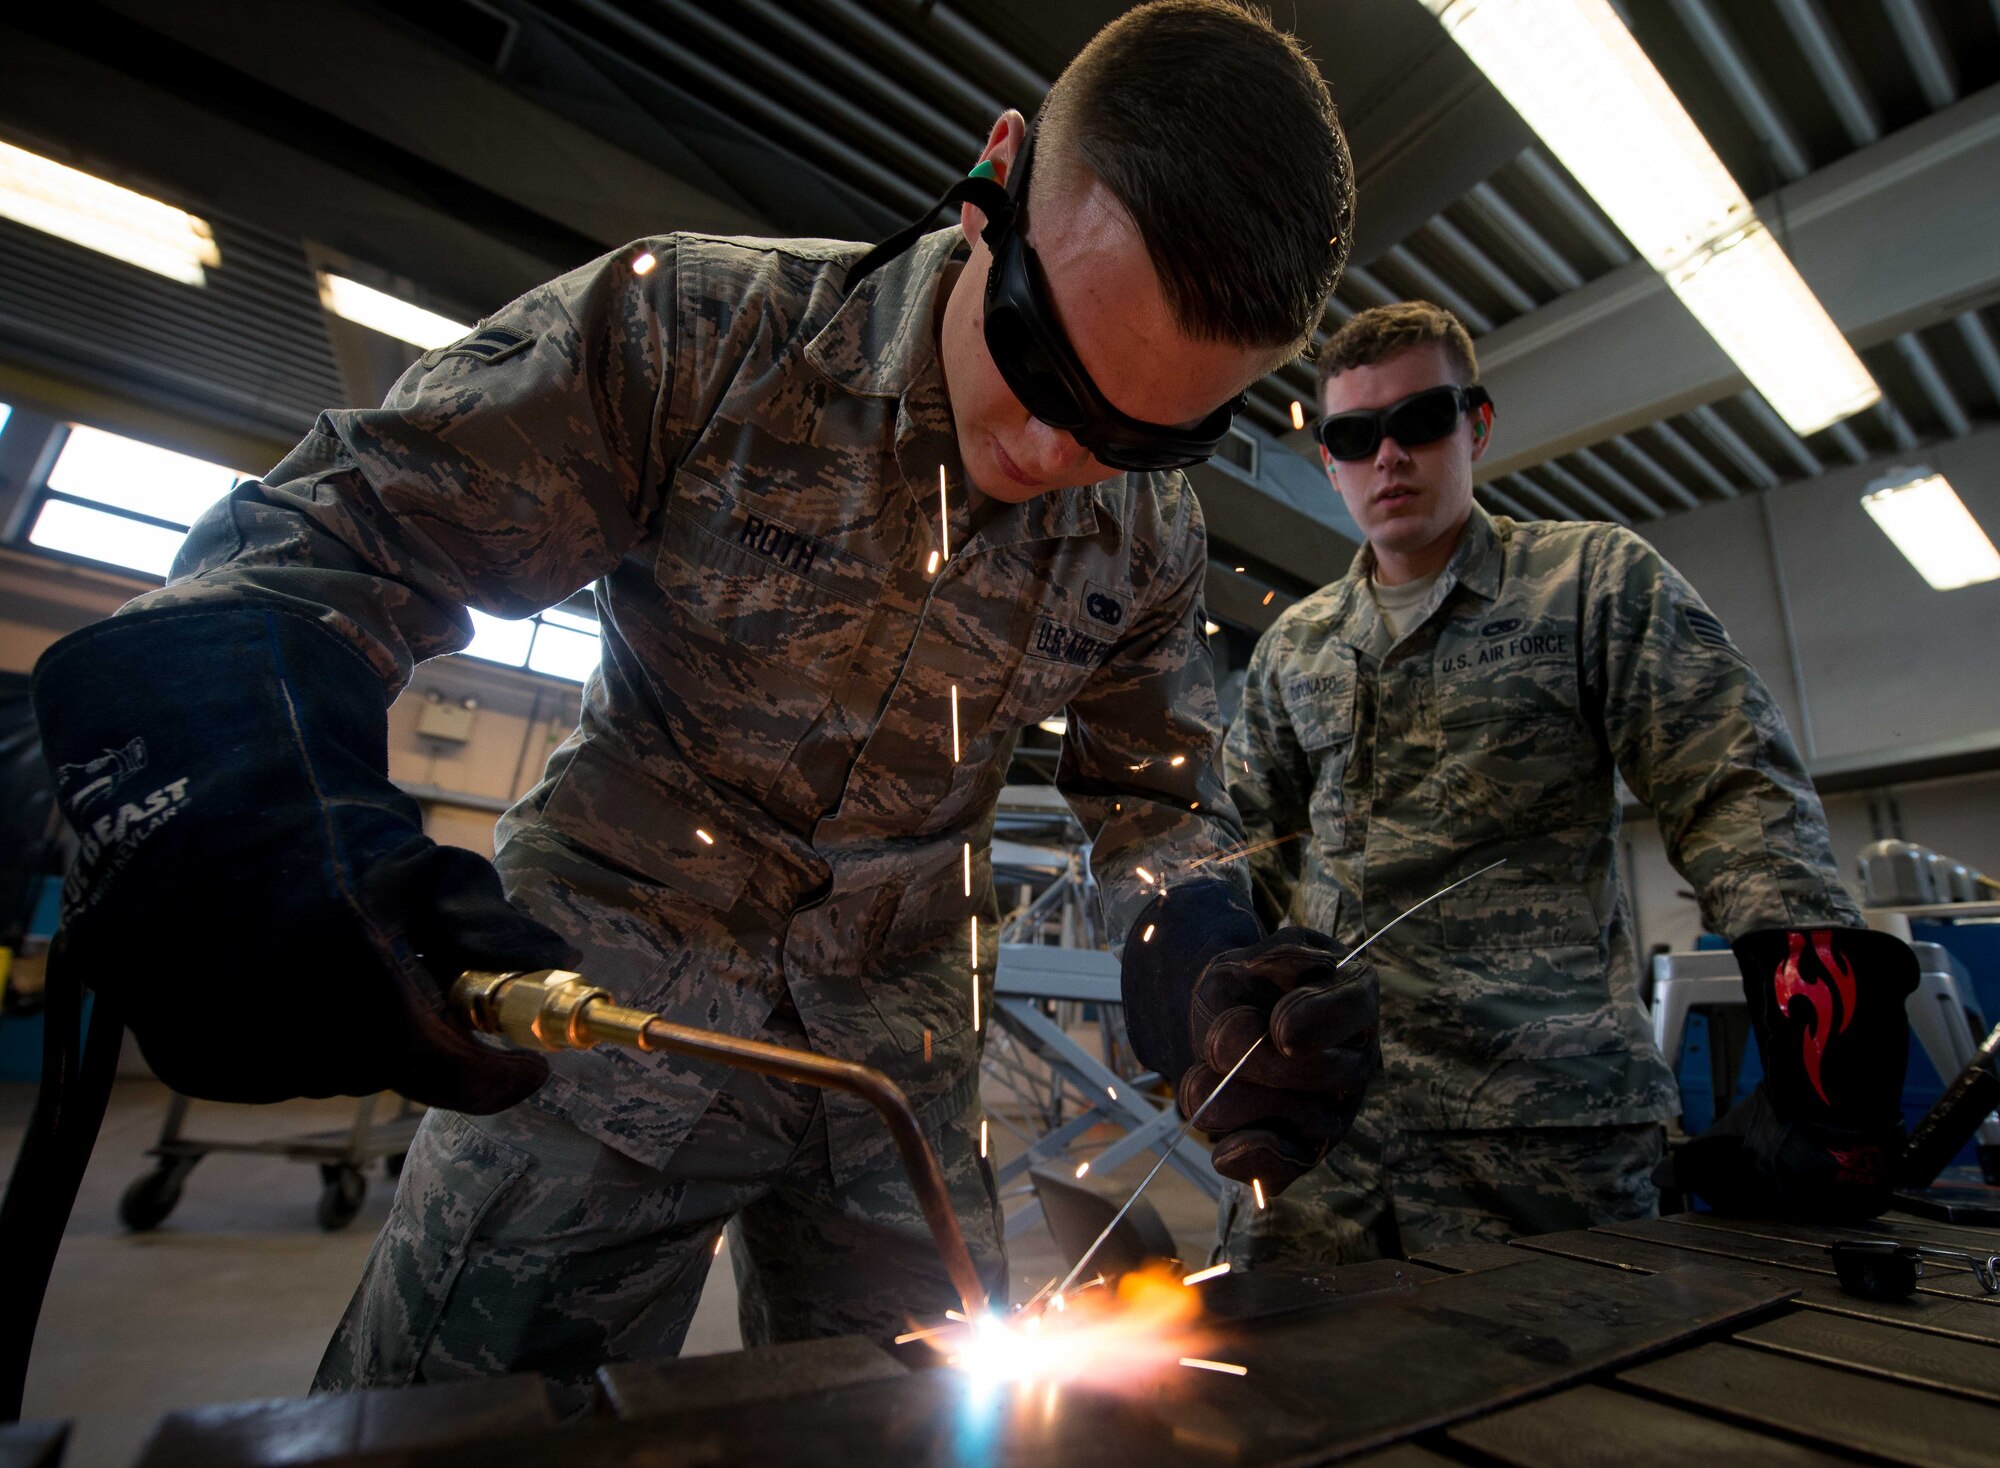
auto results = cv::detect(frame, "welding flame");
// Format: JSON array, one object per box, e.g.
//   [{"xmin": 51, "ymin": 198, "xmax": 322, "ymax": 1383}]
[{"xmin": 925, "ymin": 1264, "xmax": 1216, "ymax": 1392}]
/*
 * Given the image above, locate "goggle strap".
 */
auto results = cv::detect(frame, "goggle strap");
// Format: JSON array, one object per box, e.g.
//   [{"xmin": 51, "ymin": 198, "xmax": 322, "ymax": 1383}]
[{"xmin": 843, "ymin": 175, "xmax": 1016, "ymax": 294}]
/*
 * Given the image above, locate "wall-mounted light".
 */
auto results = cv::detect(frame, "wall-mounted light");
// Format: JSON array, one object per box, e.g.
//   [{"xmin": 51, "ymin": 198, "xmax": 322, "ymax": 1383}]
[
  {"xmin": 1860, "ymin": 467, "xmax": 2000, "ymax": 591},
  {"xmin": 1420, "ymin": 0, "xmax": 1879, "ymax": 436},
  {"xmin": 0, "ymin": 139, "xmax": 220, "ymax": 285}
]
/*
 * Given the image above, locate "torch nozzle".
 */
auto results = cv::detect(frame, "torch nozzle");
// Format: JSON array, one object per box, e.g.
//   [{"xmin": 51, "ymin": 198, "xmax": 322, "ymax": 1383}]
[{"xmin": 451, "ymin": 969, "xmax": 989, "ymax": 1319}]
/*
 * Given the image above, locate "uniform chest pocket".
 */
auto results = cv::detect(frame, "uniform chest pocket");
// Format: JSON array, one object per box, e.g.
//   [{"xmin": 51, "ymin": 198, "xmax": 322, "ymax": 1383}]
[
  {"xmin": 1433, "ymin": 650, "xmax": 1592, "ymax": 836},
  {"xmin": 1282, "ymin": 647, "xmax": 1359, "ymax": 852},
  {"xmin": 654, "ymin": 473, "xmax": 877, "ymax": 690}
]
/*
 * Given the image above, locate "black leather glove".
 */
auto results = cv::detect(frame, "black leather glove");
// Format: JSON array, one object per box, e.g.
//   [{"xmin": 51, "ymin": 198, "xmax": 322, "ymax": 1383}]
[
  {"xmin": 1667, "ymin": 926, "xmax": 1918, "ymax": 1221},
  {"xmin": 1120, "ymin": 882, "xmax": 1380, "ymax": 1194},
  {"xmin": 33, "ymin": 603, "xmax": 574, "ymax": 1113}
]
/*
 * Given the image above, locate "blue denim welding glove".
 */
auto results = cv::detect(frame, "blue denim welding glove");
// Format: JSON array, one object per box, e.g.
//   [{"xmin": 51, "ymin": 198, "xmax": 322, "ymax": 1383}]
[{"xmin": 33, "ymin": 603, "xmax": 575, "ymax": 1112}]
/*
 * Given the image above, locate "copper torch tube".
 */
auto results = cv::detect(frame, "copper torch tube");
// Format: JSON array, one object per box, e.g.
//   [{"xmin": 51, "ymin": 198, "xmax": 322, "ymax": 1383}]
[{"xmin": 452, "ymin": 969, "xmax": 989, "ymax": 1320}]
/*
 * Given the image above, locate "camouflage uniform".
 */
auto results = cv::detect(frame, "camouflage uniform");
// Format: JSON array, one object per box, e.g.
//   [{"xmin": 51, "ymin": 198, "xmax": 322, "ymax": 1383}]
[
  {"xmin": 1217, "ymin": 504, "xmax": 1859, "ymax": 1266},
  {"xmin": 130, "ymin": 229, "xmax": 1248, "ymax": 1384}
]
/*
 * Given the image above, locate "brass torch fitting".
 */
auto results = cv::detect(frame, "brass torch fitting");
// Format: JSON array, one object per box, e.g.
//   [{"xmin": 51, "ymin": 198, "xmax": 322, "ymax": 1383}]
[{"xmin": 451, "ymin": 969, "xmax": 990, "ymax": 1319}]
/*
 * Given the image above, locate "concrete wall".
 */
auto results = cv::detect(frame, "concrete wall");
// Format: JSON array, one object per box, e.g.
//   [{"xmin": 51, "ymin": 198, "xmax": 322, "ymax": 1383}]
[{"xmin": 1621, "ymin": 426, "xmax": 2000, "ymax": 950}]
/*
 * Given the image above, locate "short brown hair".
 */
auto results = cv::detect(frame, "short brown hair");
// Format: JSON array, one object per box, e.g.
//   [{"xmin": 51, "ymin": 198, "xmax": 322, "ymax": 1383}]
[
  {"xmin": 1316, "ymin": 301, "xmax": 1479, "ymax": 399},
  {"xmin": 1035, "ymin": 2, "xmax": 1353, "ymax": 355}
]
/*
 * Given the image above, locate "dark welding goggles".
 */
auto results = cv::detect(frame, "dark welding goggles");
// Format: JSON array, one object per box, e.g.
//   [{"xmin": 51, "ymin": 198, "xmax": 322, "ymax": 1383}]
[
  {"xmin": 1315, "ymin": 382, "xmax": 1492, "ymax": 462},
  {"xmin": 846, "ymin": 137, "xmax": 1244, "ymax": 472}
]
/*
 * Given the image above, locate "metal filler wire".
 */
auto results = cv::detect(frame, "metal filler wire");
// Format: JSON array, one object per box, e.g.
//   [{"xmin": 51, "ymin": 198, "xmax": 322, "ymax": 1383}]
[{"xmin": 1048, "ymin": 857, "xmax": 1508, "ymax": 1302}]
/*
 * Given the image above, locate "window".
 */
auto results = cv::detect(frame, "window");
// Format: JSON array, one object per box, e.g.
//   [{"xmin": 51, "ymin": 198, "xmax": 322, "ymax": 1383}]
[
  {"xmin": 22, "ymin": 423, "xmax": 247, "ymax": 577},
  {"xmin": 16, "ymin": 419, "xmax": 605, "ymax": 682},
  {"xmin": 463, "ymin": 604, "xmax": 602, "ymax": 684}
]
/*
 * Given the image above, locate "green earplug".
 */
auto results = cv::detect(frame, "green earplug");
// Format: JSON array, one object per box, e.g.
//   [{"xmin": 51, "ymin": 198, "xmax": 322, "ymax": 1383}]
[{"xmin": 968, "ymin": 159, "xmax": 1001, "ymax": 182}]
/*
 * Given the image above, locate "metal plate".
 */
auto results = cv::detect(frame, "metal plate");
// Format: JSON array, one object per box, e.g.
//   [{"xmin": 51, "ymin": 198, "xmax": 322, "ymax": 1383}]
[
  {"xmin": 1733, "ymin": 1311, "xmax": 2000, "ymax": 1404},
  {"xmin": 1449, "ymin": 1382, "xmax": 1856, "ymax": 1467},
  {"xmin": 133, "ymin": 1376, "xmax": 555, "ymax": 1468},
  {"xmin": 0, "ymin": 1421, "xmax": 69, "ymax": 1468},
  {"xmin": 1196, "ymin": 1259, "xmax": 1441, "ymax": 1324},
  {"xmin": 1512, "ymin": 1229, "xmax": 2000, "ymax": 1344},
  {"xmin": 1407, "ymin": 1243, "xmax": 1533, "ymax": 1276},
  {"xmin": 1621, "ymin": 1341, "xmax": 2000, "ymax": 1468},
  {"xmin": 596, "ymin": 1336, "xmax": 907, "ymax": 1420}
]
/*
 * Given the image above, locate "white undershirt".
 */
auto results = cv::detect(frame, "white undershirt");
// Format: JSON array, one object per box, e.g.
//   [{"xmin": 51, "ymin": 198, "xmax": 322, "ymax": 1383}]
[{"xmin": 1369, "ymin": 566, "xmax": 1443, "ymax": 640}]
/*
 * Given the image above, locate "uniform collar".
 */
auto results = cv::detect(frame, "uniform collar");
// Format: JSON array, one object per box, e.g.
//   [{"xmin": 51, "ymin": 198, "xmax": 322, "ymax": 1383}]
[
  {"xmin": 806, "ymin": 227, "xmax": 964, "ymax": 399},
  {"xmin": 810, "ymin": 224, "xmax": 1126, "ymax": 544},
  {"xmin": 1346, "ymin": 500, "xmax": 1504, "ymax": 604}
]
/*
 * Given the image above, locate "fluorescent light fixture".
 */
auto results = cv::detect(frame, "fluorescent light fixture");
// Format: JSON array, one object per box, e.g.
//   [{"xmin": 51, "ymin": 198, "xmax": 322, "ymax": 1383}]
[
  {"xmin": 1861, "ymin": 468, "xmax": 2000, "ymax": 591},
  {"xmin": 318, "ymin": 272, "xmax": 470, "ymax": 349},
  {"xmin": 28, "ymin": 499, "xmax": 186, "ymax": 577},
  {"xmin": 48, "ymin": 424, "xmax": 244, "ymax": 527},
  {"xmin": 0, "ymin": 139, "xmax": 220, "ymax": 285},
  {"xmin": 0, "ymin": 402, "xmax": 11, "ymax": 439},
  {"xmin": 1420, "ymin": 0, "xmax": 1879, "ymax": 435},
  {"xmin": 1037, "ymin": 716, "xmax": 1068, "ymax": 737}
]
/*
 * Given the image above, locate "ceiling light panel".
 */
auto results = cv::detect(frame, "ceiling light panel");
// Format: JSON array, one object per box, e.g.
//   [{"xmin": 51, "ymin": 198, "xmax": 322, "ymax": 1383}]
[
  {"xmin": 0, "ymin": 139, "xmax": 220, "ymax": 286},
  {"xmin": 1421, "ymin": 0, "xmax": 1879, "ymax": 435}
]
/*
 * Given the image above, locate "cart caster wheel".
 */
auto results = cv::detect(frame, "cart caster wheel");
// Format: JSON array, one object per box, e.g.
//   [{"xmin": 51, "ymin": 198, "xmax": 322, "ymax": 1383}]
[
  {"xmin": 317, "ymin": 1165, "xmax": 367, "ymax": 1231},
  {"xmin": 383, "ymin": 1151, "xmax": 406, "ymax": 1180},
  {"xmin": 119, "ymin": 1164, "xmax": 185, "ymax": 1232}
]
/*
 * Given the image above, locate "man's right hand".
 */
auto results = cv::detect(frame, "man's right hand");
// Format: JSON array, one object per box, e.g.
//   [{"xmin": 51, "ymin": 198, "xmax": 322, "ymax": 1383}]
[
  {"xmin": 34, "ymin": 604, "xmax": 572, "ymax": 1113},
  {"xmin": 1120, "ymin": 883, "xmax": 1380, "ymax": 1194},
  {"xmin": 1179, "ymin": 929, "xmax": 1380, "ymax": 1192}
]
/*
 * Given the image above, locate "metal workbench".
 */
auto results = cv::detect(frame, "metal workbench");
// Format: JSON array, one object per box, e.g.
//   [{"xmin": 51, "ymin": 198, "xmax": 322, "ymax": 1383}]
[{"xmin": 27, "ymin": 1206, "xmax": 1998, "ymax": 1466}]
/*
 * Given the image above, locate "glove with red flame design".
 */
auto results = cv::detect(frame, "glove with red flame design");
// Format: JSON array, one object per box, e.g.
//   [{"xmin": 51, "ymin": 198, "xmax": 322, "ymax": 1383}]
[{"xmin": 1668, "ymin": 927, "xmax": 1918, "ymax": 1220}]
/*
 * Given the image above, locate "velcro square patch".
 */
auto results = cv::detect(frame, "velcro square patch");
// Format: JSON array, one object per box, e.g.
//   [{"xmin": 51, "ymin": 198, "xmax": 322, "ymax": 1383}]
[{"xmin": 440, "ymin": 324, "xmax": 534, "ymax": 365}]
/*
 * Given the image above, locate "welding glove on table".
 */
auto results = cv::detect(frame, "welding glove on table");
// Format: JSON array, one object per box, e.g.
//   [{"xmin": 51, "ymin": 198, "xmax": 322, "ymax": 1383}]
[
  {"xmin": 1121, "ymin": 881, "xmax": 1380, "ymax": 1193},
  {"xmin": 1665, "ymin": 926, "xmax": 1918, "ymax": 1221},
  {"xmin": 32, "ymin": 604, "xmax": 576, "ymax": 1113}
]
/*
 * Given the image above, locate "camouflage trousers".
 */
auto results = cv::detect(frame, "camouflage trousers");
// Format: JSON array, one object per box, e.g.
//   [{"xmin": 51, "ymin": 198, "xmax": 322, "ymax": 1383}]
[
  {"xmin": 313, "ymin": 1000, "xmax": 1006, "ymax": 1411},
  {"xmin": 1215, "ymin": 1110, "xmax": 1663, "ymax": 1269}
]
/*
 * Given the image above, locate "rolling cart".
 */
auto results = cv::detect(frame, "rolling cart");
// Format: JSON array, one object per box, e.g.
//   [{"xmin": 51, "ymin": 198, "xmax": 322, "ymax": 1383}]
[{"xmin": 118, "ymin": 1090, "xmax": 424, "ymax": 1232}]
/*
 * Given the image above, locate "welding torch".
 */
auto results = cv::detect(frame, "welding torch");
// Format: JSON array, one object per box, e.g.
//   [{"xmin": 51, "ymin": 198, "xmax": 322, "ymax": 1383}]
[{"xmin": 450, "ymin": 969, "xmax": 989, "ymax": 1320}]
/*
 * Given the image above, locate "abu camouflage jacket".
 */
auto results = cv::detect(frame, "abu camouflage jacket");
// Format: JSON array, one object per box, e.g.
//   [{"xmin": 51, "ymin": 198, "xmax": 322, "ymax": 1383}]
[
  {"xmin": 1226, "ymin": 504, "xmax": 1860, "ymax": 1132},
  {"xmin": 133, "ymin": 228, "xmax": 1248, "ymax": 1181}
]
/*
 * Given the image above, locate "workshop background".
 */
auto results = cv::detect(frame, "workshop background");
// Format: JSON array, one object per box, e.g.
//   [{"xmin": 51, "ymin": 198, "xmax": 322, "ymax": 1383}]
[{"xmin": 1, "ymin": 2, "xmax": 1998, "ymax": 1465}]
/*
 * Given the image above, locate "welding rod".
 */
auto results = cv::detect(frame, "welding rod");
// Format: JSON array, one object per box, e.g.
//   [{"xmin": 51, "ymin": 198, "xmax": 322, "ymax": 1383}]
[{"xmin": 452, "ymin": 969, "xmax": 990, "ymax": 1319}]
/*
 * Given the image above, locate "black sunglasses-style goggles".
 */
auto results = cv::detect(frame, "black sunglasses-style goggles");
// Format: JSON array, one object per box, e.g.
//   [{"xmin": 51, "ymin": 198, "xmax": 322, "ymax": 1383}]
[
  {"xmin": 845, "ymin": 138, "xmax": 1244, "ymax": 473},
  {"xmin": 1315, "ymin": 383, "xmax": 1493, "ymax": 462}
]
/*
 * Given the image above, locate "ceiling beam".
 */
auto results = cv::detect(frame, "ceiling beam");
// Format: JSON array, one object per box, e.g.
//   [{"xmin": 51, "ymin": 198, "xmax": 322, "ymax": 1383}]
[{"xmin": 1473, "ymin": 85, "xmax": 2000, "ymax": 481}]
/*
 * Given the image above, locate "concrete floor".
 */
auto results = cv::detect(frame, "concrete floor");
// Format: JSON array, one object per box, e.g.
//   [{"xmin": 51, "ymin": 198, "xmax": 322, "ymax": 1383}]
[{"xmin": 1, "ymin": 1077, "xmax": 1219, "ymax": 1468}]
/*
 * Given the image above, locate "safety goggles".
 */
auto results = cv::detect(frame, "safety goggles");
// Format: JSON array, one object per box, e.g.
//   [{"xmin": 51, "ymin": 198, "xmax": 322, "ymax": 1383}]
[
  {"xmin": 1315, "ymin": 383, "xmax": 1492, "ymax": 462},
  {"xmin": 846, "ymin": 136, "xmax": 1244, "ymax": 472}
]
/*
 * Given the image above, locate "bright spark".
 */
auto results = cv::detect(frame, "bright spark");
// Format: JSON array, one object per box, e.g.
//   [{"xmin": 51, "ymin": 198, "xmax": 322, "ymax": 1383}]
[
  {"xmin": 1180, "ymin": 1357, "xmax": 1248, "ymax": 1376},
  {"xmin": 631, "ymin": 250, "xmax": 657, "ymax": 275},
  {"xmin": 946, "ymin": 1310, "xmax": 969, "ymax": 1323},
  {"xmin": 1142, "ymin": 924, "xmax": 1156, "ymax": 943},
  {"xmin": 939, "ymin": 466, "xmax": 949, "ymax": 561},
  {"xmin": 1252, "ymin": 1178, "xmax": 1267, "ymax": 1210},
  {"xmin": 1262, "ymin": 590, "xmax": 1275, "ymax": 605},
  {"xmin": 950, "ymin": 685, "xmax": 960, "ymax": 763},
  {"xmin": 1289, "ymin": 399, "xmax": 1306, "ymax": 431},
  {"xmin": 1051, "ymin": 1292, "xmax": 1065, "ymax": 1312},
  {"xmin": 1234, "ymin": 565, "xmax": 1246, "ymax": 573},
  {"xmin": 1107, "ymin": 1085, "xmax": 1118, "ymax": 1100},
  {"xmin": 1190, "ymin": 801, "xmax": 1200, "ymax": 811},
  {"xmin": 970, "ymin": 915, "xmax": 980, "ymax": 1031},
  {"xmin": 963, "ymin": 841, "xmax": 972, "ymax": 896},
  {"xmin": 1075, "ymin": 1161, "xmax": 1090, "ymax": 1178},
  {"xmin": 979, "ymin": 1118, "xmax": 988, "ymax": 1158},
  {"xmin": 695, "ymin": 828, "xmax": 714, "ymax": 845},
  {"xmin": 1169, "ymin": 754, "xmax": 1186, "ymax": 767},
  {"xmin": 1135, "ymin": 866, "xmax": 1155, "ymax": 885},
  {"xmin": 712, "ymin": 1232, "xmax": 725, "ymax": 1257},
  {"xmin": 1182, "ymin": 1262, "xmax": 1231, "ymax": 1286},
  {"xmin": 927, "ymin": 549, "xmax": 940, "ymax": 575}
]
